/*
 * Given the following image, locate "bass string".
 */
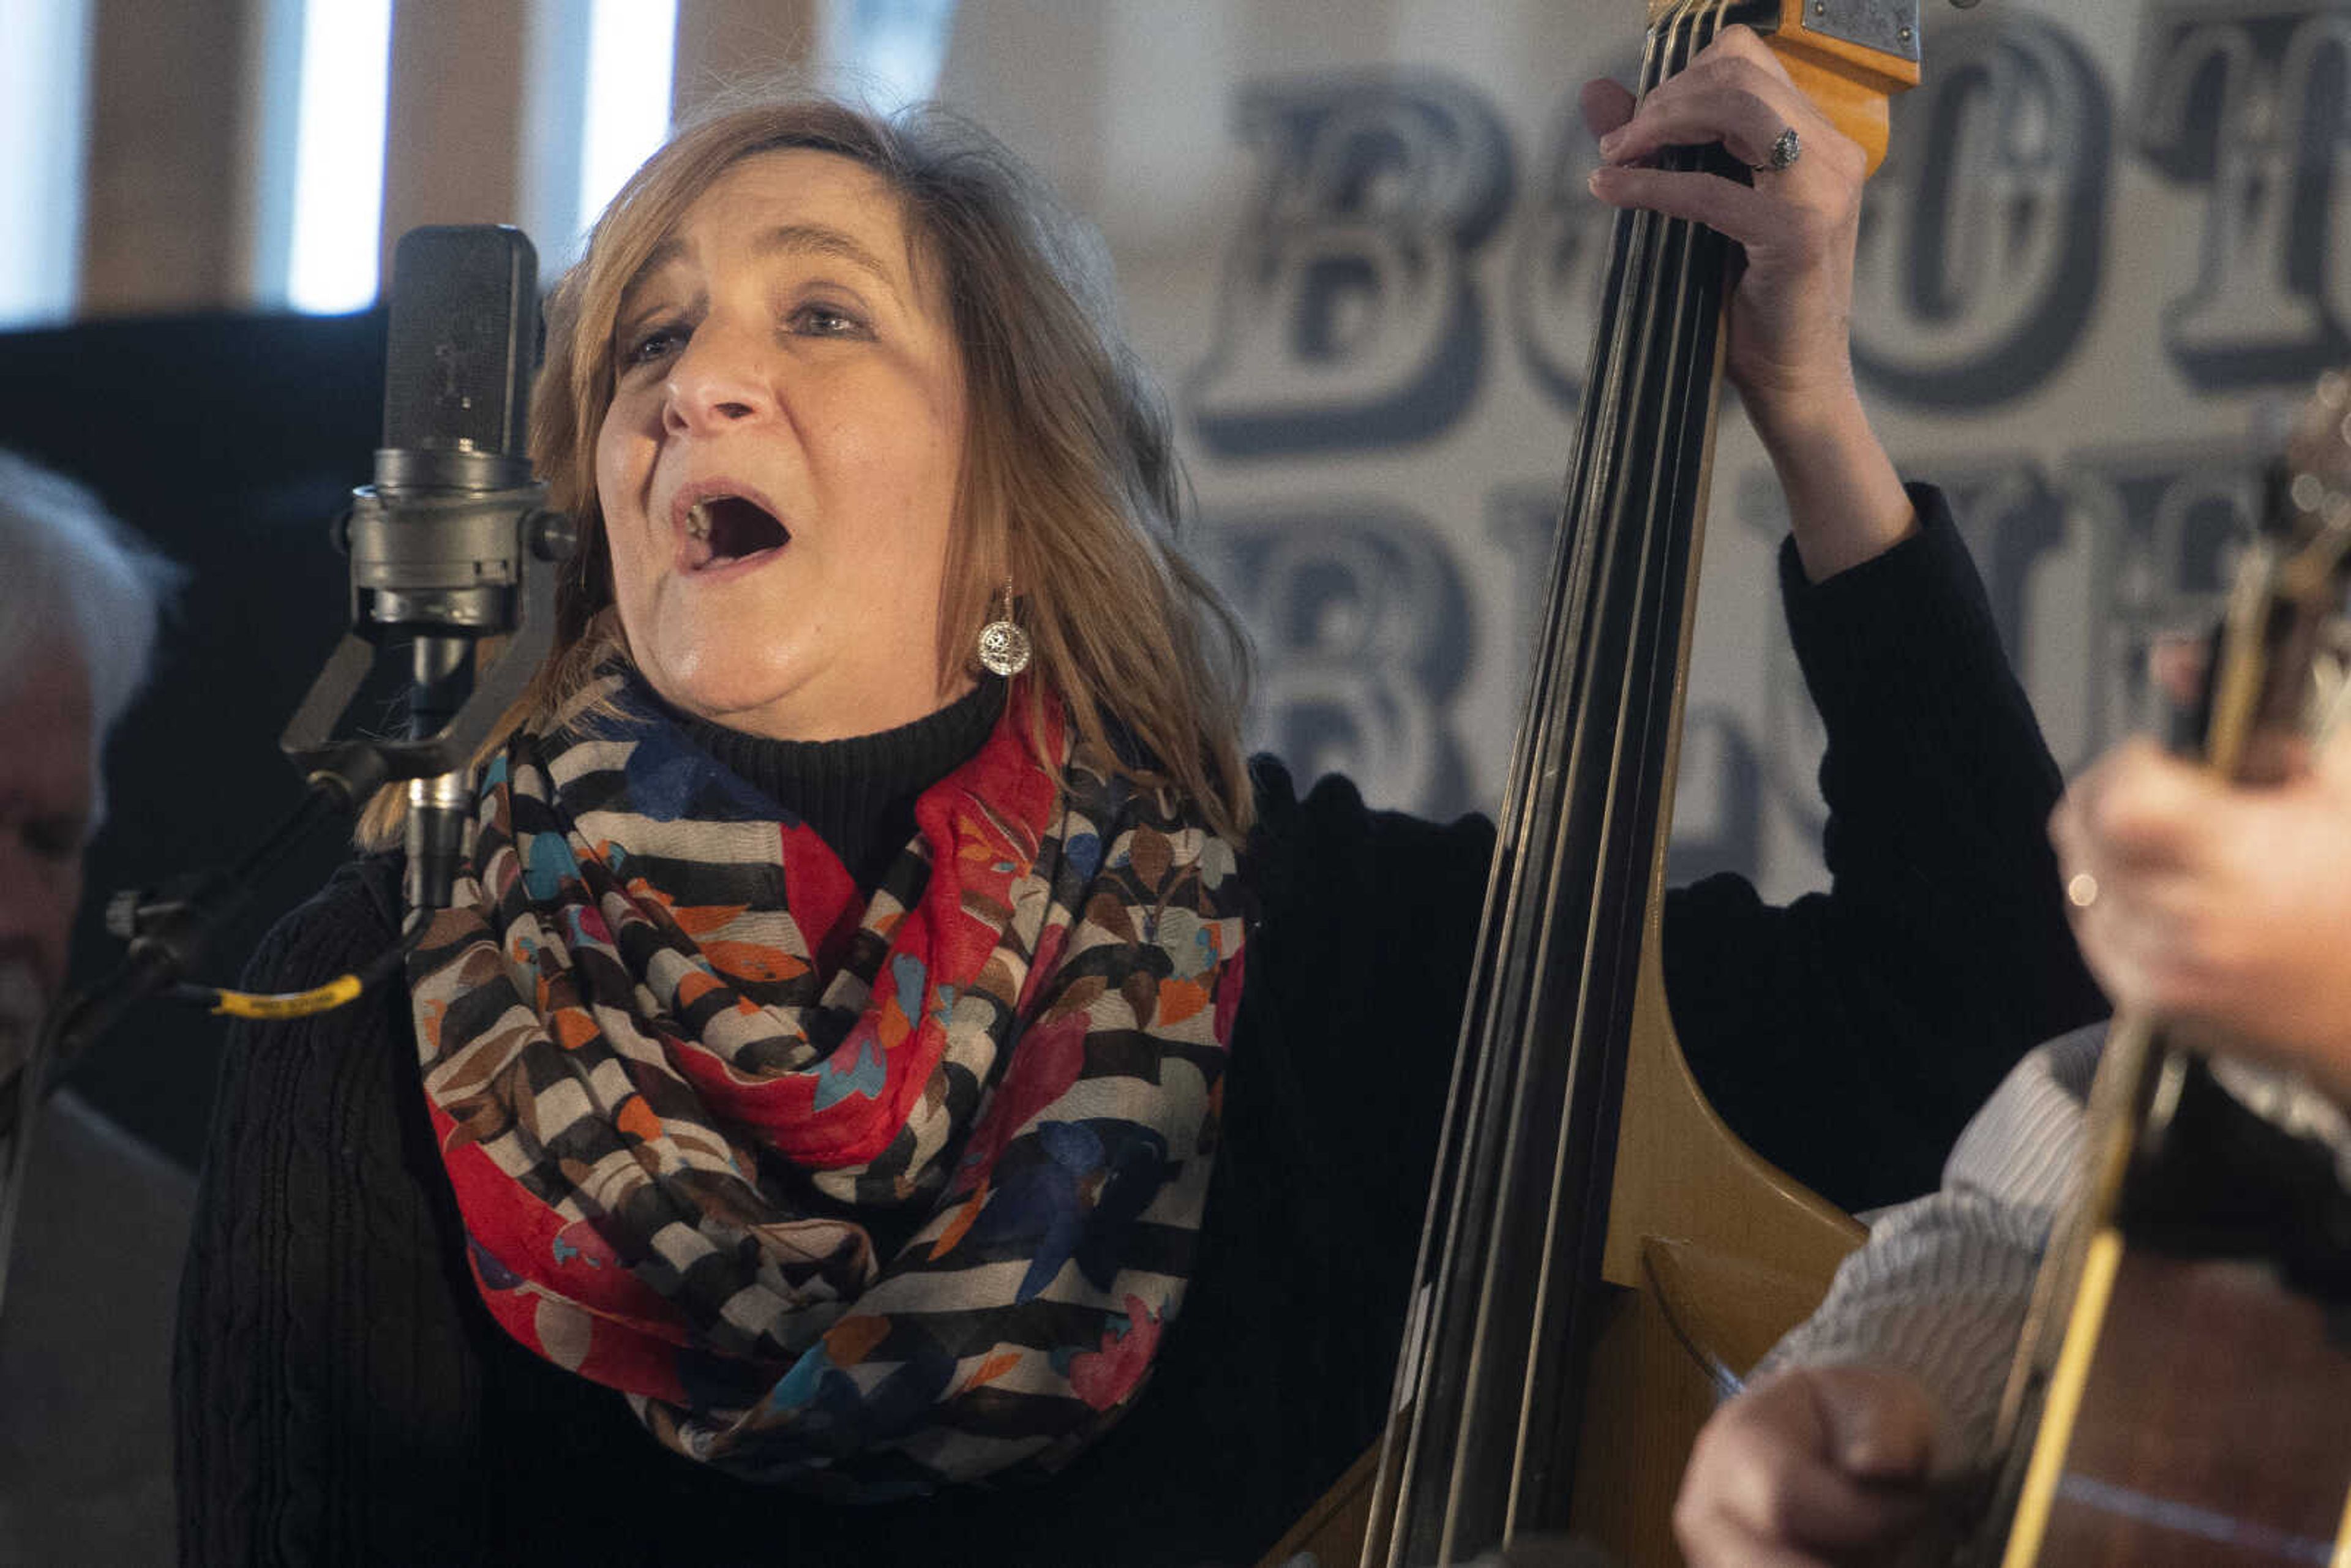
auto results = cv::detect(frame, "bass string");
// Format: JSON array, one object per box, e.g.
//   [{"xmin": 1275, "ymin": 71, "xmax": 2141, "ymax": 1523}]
[
  {"xmin": 1521, "ymin": 0, "xmax": 1721, "ymax": 1107},
  {"xmin": 1584, "ymin": 0, "xmax": 1738, "ymax": 969},
  {"xmin": 1384, "ymin": 0, "xmax": 1739, "ymax": 1556},
  {"xmin": 1371, "ymin": 0, "xmax": 1745, "ymax": 1555},
  {"xmin": 1374, "ymin": 10, "xmax": 1671, "ymax": 1540},
  {"xmin": 1488, "ymin": 0, "xmax": 1737, "ymax": 1532},
  {"xmin": 1383, "ymin": 0, "xmax": 1687, "ymax": 1525}
]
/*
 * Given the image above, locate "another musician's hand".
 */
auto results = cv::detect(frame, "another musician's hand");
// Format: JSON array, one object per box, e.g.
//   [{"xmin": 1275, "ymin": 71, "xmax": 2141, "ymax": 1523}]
[
  {"xmin": 1581, "ymin": 25, "xmax": 1913, "ymax": 580},
  {"xmin": 1674, "ymin": 1365, "xmax": 1937, "ymax": 1568},
  {"xmin": 2050, "ymin": 727, "xmax": 2351, "ymax": 1102}
]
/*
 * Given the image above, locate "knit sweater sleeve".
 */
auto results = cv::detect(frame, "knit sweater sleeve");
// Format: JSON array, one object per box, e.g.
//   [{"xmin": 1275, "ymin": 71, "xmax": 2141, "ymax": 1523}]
[
  {"xmin": 1754, "ymin": 1024, "xmax": 2104, "ymax": 1468},
  {"xmin": 173, "ymin": 861, "xmax": 495, "ymax": 1567},
  {"xmin": 1663, "ymin": 486, "xmax": 2107, "ymax": 1212}
]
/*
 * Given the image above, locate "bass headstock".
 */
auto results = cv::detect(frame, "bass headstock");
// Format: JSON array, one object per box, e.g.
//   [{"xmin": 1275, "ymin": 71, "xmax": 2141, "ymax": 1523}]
[{"xmin": 1644, "ymin": 0, "xmax": 1922, "ymax": 173}]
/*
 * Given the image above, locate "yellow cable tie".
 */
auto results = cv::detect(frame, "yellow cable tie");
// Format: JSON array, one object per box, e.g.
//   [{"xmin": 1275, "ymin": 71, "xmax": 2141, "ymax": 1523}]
[{"xmin": 210, "ymin": 973, "xmax": 367, "ymax": 1020}]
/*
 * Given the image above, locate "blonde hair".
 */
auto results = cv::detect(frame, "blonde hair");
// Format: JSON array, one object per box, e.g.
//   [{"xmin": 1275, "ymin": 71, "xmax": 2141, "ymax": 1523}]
[{"xmin": 361, "ymin": 96, "xmax": 1252, "ymax": 848}]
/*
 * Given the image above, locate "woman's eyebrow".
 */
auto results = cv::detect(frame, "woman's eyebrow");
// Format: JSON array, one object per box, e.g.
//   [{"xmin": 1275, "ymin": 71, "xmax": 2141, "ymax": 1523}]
[
  {"xmin": 618, "ymin": 223, "xmax": 902, "ymax": 318},
  {"xmin": 617, "ymin": 242, "xmax": 686, "ymax": 320},
  {"xmin": 749, "ymin": 223, "xmax": 900, "ymax": 295}
]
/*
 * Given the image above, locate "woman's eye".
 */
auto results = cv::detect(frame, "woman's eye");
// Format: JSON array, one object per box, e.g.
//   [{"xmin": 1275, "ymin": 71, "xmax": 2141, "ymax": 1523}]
[
  {"xmin": 791, "ymin": 303, "xmax": 867, "ymax": 338},
  {"xmin": 622, "ymin": 322, "xmax": 686, "ymax": 365}
]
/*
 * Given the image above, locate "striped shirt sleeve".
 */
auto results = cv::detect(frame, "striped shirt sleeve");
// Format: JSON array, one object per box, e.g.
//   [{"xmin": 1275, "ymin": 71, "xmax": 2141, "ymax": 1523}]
[{"xmin": 1753, "ymin": 1024, "xmax": 2108, "ymax": 1466}]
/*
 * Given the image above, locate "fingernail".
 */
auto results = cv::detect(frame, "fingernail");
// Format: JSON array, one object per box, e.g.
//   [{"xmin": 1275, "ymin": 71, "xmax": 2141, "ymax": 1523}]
[
  {"xmin": 1587, "ymin": 168, "xmax": 1607, "ymax": 193},
  {"xmin": 1598, "ymin": 129, "xmax": 1624, "ymax": 156}
]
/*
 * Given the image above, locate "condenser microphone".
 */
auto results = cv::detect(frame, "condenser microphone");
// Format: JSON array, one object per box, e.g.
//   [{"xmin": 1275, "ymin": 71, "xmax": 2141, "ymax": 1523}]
[
  {"xmin": 29, "ymin": 236, "xmax": 575, "ymax": 1313},
  {"xmin": 370, "ymin": 227, "xmax": 540, "ymax": 912},
  {"xmin": 283, "ymin": 226, "xmax": 574, "ymax": 916}
]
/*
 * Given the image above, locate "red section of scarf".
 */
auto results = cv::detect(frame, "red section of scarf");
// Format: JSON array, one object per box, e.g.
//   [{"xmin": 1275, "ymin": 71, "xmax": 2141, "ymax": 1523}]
[
  {"xmin": 645, "ymin": 690, "xmax": 1063, "ymax": 1169},
  {"xmin": 413, "ymin": 677, "xmax": 1247, "ymax": 1481},
  {"xmin": 422, "ymin": 687, "xmax": 1069, "ymax": 1397}
]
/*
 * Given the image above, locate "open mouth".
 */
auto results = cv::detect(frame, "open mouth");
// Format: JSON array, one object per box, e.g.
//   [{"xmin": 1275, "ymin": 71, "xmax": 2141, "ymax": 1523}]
[{"xmin": 683, "ymin": 495, "xmax": 790, "ymax": 571}]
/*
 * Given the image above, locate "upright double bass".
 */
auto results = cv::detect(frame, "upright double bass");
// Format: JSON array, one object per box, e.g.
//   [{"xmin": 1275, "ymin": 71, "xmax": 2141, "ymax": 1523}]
[{"xmin": 1265, "ymin": 4, "xmax": 1926, "ymax": 1564}]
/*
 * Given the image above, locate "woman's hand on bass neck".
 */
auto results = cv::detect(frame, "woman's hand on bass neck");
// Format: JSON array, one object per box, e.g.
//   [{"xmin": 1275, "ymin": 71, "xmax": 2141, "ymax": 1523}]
[{"xmin": 1583, "ymin": 23, "xmax": 1914, "ymax": 583}]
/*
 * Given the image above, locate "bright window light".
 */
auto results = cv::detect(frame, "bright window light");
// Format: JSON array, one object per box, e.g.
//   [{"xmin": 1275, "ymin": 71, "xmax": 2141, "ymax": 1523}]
[
  {"xmin": 285, "ymin": 0, "xmax": 392, "ymax": 313},
  {"xmin": 579, "ymin": 0, "xmax": 676, "ymax": 228},
  {"xmin": 0, "ymin": 0, "xmax": 92, "ymax": 328},
  {"xmin": 841, "ymin": 0, "xmax": 958, "ymax": 113}
]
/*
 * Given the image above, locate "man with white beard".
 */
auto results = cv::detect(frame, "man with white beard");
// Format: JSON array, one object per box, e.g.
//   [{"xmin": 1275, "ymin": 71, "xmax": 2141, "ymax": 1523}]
[{"xmin": 0, "ymin": 450, "xmax": 177, "ymax": 1568}]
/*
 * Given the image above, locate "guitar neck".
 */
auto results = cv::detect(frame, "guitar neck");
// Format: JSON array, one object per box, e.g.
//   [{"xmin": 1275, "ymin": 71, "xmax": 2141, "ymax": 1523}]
[{"xmin": 1967, "ymin": 390, "xmax": 2351, "ymax": 1568}]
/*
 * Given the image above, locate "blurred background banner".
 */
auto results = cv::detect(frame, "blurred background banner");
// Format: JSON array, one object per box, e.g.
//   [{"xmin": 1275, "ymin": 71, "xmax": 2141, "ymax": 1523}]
[
  {"xmin": 0, "ymin": 0, "xmax": 2320, "ymax": 1158},
  {"xmin": 939, "ymin": 0, "xmax": 2304, "ymax": 906}
]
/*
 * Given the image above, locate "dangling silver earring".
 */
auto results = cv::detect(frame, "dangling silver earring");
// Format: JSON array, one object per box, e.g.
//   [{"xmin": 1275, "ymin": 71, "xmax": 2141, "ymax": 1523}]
[{"xmin": 976, "ymin": 579, "xmax": 1032, "ymax": 677}]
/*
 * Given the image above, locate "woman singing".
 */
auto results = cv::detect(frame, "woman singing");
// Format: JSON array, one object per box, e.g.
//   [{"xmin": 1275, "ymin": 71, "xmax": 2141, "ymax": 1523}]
[{"xmin": 179, "ymin": 34, "xmax": 2101, "ymax": 1566}]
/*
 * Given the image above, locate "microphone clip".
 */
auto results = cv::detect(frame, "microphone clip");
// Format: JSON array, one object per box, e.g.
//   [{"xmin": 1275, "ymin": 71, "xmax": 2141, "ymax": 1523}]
[{"xmin": 278, "ymin": 493, "xmax": 576, "ymax": 807}]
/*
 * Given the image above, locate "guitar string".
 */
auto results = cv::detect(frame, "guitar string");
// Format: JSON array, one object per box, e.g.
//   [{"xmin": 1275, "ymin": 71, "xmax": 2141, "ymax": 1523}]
[{"xmin": 1984, "ymin": 512, "xmax": 2351, "ymax": 1564}]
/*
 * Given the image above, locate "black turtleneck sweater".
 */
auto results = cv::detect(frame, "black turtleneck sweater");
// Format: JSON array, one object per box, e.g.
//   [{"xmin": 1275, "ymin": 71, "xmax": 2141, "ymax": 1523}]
[{"xmin": 669, "ymin": 676, "xmax": 1006, "ymax": 891}]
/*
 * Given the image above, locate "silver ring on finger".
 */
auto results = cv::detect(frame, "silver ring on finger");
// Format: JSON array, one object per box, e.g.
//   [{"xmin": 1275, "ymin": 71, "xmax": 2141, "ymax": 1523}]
[{"xmin": 1754, "ymin": 125, "xmax": 1801, "ymax": 173}]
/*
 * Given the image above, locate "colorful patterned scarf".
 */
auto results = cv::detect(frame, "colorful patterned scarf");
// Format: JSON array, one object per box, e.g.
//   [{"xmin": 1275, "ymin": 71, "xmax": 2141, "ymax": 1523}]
[{"xmin": 407, "ymin": 671, "xmax": 1247, "ymax": 1497}]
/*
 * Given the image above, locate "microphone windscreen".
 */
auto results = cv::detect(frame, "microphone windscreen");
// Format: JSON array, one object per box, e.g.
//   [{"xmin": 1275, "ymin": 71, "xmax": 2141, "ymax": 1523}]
[{"xmin": 380, "ymin": 226, "xmax": 539, "ymax": 459}]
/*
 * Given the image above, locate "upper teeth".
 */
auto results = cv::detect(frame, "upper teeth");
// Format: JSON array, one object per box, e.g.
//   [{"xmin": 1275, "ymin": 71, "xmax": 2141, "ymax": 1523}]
[{"xmin": 686, "ymin": 501, "xmax": 713, "ymax": 541}]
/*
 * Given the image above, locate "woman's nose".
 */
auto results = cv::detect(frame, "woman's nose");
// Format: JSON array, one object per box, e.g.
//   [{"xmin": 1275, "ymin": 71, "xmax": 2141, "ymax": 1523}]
[{"xmin": 662, "ymin": 322, "xmax": 773, "ymax": 433}]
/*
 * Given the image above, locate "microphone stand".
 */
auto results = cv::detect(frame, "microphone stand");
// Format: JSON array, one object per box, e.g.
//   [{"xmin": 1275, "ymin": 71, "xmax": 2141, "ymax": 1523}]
[{"xmin": 0, "ymin": 498, "xmax": 576, "ymax": 1321}]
